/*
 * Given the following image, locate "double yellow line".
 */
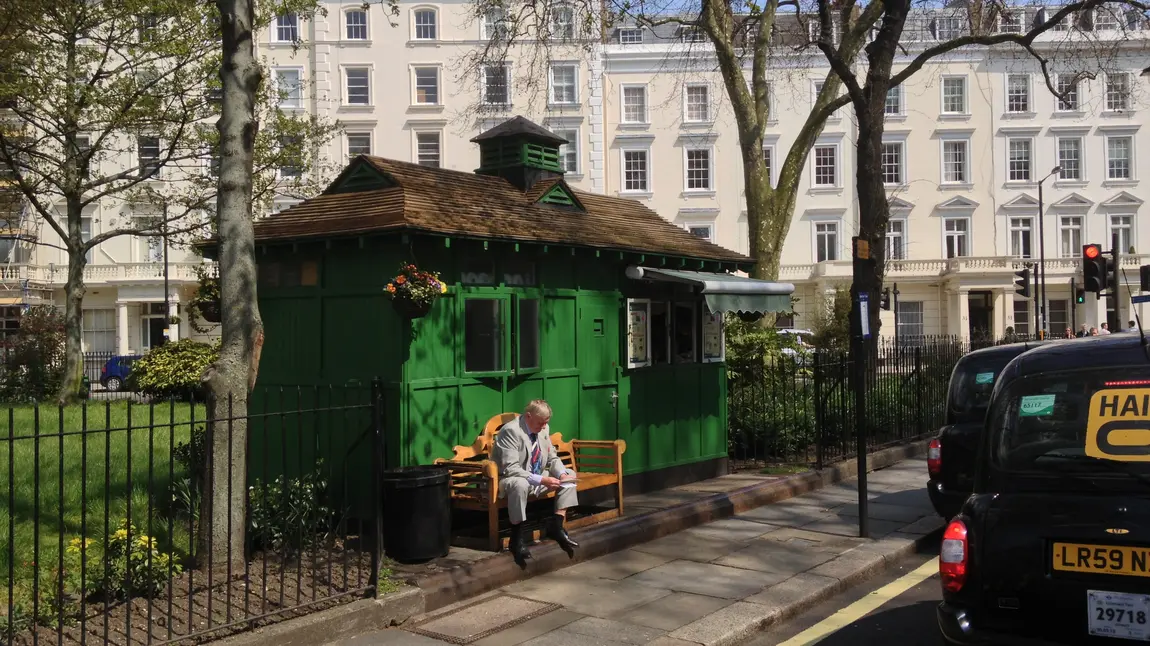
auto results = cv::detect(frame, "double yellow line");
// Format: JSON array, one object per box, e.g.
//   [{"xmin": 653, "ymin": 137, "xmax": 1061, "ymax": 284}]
[{"xmin": 775, "ymin": 558, "xmax": 940, "ymax": 646}]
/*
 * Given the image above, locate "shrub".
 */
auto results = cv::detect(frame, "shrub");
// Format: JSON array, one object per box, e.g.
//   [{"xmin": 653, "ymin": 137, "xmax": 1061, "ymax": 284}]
[
  {"xmin": 77, "ymin": 521, "xmax": 183, "ymax": 600},
  {"xmin": 248, "ymin": 462, "xmax": 333, "ymax": 555},
  {"xmin": 170, "ymin": 425, "xmax": 206, "ymax": 534},
  {"xmin": 130, "ymin": 339, "xmax": 219, "ymax": 400},
  {"xmin": 0, "ymin": 305, "xmax": 65, "ymax": 403}
]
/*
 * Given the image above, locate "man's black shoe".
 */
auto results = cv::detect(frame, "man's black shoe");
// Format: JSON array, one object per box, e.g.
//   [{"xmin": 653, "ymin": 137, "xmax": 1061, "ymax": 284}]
[
  {"xmin": 546, "ymin": 514, "xmax": 579, "ymax": 553},
  {"xmin": 508, "ymin": 522, "xmax": 532, "ymax": 564}
]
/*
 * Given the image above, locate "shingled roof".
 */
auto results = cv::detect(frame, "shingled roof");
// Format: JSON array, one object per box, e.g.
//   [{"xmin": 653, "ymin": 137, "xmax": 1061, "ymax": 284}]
[{"xmin": 247, "ymin": 155, "xmax": 750, "ymax": 265}]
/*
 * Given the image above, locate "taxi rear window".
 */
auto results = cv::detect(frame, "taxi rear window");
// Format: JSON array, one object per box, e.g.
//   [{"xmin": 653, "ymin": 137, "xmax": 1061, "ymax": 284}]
[
  {"xmin": 948, "ymin": 358, "xmax": 1005, "ymax": 424},
  {"xmin": 990, "ymin": 368, "xmax": 1150, "ymax": 479}
]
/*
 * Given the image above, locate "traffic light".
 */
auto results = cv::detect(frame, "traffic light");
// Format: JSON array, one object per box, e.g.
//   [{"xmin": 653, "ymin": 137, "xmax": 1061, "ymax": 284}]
[
  {"xmin": 1014, "ymin": 265, "xmax": 1031, "ymax": 298},
  {"xmin": 1075, "ymin": 288, "xmax": 1086, "ymax": 304},
  {"xmin": 880, "ymin": 288, "xmax": 891, "ymax": 311},
  {"xmin": 1141, "ymin": 264, "xmax": 1150, "ymax": 292},
  {"xmin": 1083, "ymin": 244, "xmax": 1108, "ymax": 293}
]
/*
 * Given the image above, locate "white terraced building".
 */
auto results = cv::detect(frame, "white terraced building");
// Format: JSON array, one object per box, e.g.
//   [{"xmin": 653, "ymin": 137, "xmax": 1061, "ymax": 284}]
[{"xmin": 3, "ymin": 1, "xmax": 1148, "ymax": 350}]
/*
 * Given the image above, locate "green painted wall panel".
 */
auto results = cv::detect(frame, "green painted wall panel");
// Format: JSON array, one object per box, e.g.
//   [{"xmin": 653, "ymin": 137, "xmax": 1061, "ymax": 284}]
[
  {"xmin": 407, "ymin": 385, "xmax": 462, "ymax": 464},
  {"xmin": 700, "ymin": 364, "xmax": 726, "ymax": 457},
  {"xmin": 675, "ymin": 368, "xmax": 703, "ymax": 463},
  {"xmin": 321, "ymin": 295, "xmax": 391, "ymax": 384},
  {"xmin": 259, "ymin": 296, "xmax": 322, "ymax": 382},
  {"xmin": 542, "ymin": 375, "xmax": 579, "ymax": 440},
  {"xmin": 457, "ymin": 382, "xmax": 506, "ymax": 445},
  {"xmin": 541, "ymin": 296, "xmax": 576, "ymax": 370},
  {"xmin": 505, "ymin": 376, "xmax": 544, "ymax": 414},
  {"xmin": 406, "ymin": 293, "xmax": 459, "ymax": 381}
]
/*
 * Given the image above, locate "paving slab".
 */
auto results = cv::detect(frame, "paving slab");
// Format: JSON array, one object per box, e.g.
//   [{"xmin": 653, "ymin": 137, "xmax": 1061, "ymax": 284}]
[
  {"xmin": 631, "ymin": 531, "xmax": 747, "ymax": 562},
  {"xmin": 807, "ymin": 547, "xmax": 887, "ymax": 583},
  {"xmin": 668, "ymin": 601, "xmax": 777, "ymax": 646},
  {"xmin": 798, "ymin": 515, "xmax": 908, "ymax": 538},
  {"xmin": 743, "ymin": 572, "xmax": 840, "ymax": 609},
  {"xmin": 756, "ymin": 527, "xmax": 866, "ymax": 553},
  {"xmin": 733, "ymin": 500, "xmax": 832, "ymax": 526},
  {"xmin": 711, "ymin": 538, "xmax": 837, "ymax": 578},
  {"xmin": 898, "ymin": 515, "xmax": 946, "ymax": 536},
  {"xmin": 828, "ymin": 501, "xmax": 933, "ymax": 523},
  {"xmin": 407, "ymin": 594, "xmax": 552, "ymax": 642},
  {"xmin": 560, "ymin": 548, "xmax": 674, "ymax": 581},
  {"xmin": 504, "ymin": 574, "xmax": 673, "ymax": 618},
  {"xmin": 677, "ymin": 518, "xmax": 780, "ymax": 542},
  {"xmin": 615, "ymin": 592, "xmax": 734, "ymax": 632},
  {"xmin": 671, "ymin": 474, "xmax": 776, "ymax": 493},
  {"xmin": 472, "ymin": 609, "xmax": 585, "ymax": 646},
  {"xmin": 563, "ymin": 616, "xmax": 668, "ymax": 644},
  {"xmin": 627, "ymin": 560, "xmax": 771, "ymax": 600}
]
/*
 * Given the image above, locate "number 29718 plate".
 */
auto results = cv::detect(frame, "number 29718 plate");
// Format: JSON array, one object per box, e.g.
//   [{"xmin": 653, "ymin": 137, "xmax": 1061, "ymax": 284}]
[{"xmin": 1088, "ymin": 591, "xmax": 1150, "ymax": 641}]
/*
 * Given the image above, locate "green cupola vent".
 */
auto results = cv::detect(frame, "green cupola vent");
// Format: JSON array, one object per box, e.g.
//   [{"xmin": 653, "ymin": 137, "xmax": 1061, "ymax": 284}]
[{"xmin": 472, "ymin": 116, "xmax": 568, "ymax": 192}]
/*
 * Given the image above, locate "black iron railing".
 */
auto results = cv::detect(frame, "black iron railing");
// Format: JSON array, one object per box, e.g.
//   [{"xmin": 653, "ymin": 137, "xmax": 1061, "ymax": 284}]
[
  {"xmin": 0, "ymin": 381, "xmax": 384, "ymax": 646},
  {"xmin": 728, "ymin": 336, "xmax": 968, "ymax": 471}
]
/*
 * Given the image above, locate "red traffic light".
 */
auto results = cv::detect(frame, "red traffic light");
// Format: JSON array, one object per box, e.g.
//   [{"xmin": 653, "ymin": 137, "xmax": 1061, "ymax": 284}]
[{"xmin": 1084, "ymin": 244, "xmax": 1101, "ymax": 259}]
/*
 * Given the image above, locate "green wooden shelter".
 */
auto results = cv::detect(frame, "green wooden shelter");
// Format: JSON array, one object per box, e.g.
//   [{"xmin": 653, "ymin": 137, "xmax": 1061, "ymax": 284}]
[{"xmin": 221, "ymin": 116, "xmax": 794, "ymax": 506}]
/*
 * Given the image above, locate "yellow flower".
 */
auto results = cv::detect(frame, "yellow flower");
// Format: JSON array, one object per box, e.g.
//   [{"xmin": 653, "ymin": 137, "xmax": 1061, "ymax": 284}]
[
  {"xmin": 440, "ymin": 284, "xmax": 447, "ymax": 294},
  {"xmin": 113, "ymin": 529, "xmax": 129, "ymax": 541}
]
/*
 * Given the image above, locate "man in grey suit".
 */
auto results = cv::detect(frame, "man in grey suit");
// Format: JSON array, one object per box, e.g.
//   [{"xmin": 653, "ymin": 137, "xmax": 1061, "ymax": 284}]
[{"xmin": 493, "ymin": 399, "xmax": 579, "ymax": 561}]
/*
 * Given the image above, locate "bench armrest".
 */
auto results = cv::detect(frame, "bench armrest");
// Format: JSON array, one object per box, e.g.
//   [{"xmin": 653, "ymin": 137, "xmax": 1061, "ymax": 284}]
[
  {"xmin": 571, "ymin": 439, "xmax": 627, "ymax": 454},
  {"xmin": 433, "ymin": 458, "xmax": 499, "ymax": 479}
]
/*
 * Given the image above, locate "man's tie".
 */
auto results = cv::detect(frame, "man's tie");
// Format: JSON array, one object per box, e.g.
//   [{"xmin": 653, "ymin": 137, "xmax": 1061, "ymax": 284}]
[{"xmin": 529, "ymin": 436, "xmax": 542, "ymax": 475}]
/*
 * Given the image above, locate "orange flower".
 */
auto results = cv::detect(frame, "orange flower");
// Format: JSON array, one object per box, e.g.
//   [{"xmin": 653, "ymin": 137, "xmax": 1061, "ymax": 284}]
[
  {"xmin": 386, "ymin": 284, "xmax": 396, "ymax": 293},
  {"xmin": 396, "ymin": 276, "xmax": 406, "ymax": 285}
]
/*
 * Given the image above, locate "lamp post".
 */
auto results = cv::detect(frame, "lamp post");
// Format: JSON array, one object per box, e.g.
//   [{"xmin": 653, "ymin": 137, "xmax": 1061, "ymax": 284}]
[{"xmin": 1036, "ymin": 166, "xmax": 1061, "ymax": 338}]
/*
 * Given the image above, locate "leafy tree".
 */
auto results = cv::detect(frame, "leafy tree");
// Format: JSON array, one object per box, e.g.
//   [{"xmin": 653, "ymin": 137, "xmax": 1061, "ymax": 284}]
[
  {"xmin": 460, "ymin": 0, "xmax": 876, "ymax": 280},
  {"xmin": 810, "ymin": 0, "xmax": 1147, "ymax": 346},
  {"xmin": 0, "ymin": 306, "xmax": 65, "ymax": 403},
  {"xmin": 204, "ymin": 0, "xmax": 397, "ymax": 569},
  {"xmin": 0, "ymin": 0, "xmax": 339, "ymax": 404}
]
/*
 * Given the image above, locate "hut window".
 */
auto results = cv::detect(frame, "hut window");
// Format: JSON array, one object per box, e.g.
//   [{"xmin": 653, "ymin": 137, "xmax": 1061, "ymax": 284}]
[
  {"xmin": 461, "ymin": 261, "xmax": 495, "ymax": 285},
  {"xmin": 650, "ymin": 301, "xmax": 670, "ymax": 365},
  {"xmin": 514, "ymin": 296, "xmax": 540, "ymax": 372},
  {"xmin": 626, "ymin": 299, "xmax": 651, "ymax": 368},
  {"xmin": 672, "ymin": 302, "xmax": 697, "ymax": 363},
  {"xmin": 503, "ymin": 260, "xmax": 537, "ymax": 286},
  {"xmin": 464, "ymin": 298, "xmax": 504, "ymax": 374},
  {"xmin": 701, "ymin": 308, "xmax": 724, "ymax": 363}
]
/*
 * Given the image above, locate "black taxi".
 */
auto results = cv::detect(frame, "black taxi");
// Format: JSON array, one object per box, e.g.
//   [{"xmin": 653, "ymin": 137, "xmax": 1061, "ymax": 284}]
[
  {"xmin": 938, "ymin": 333, "xmax": 1150, "ymax": 645},
  {"xmin": 929, "ymin": 340, "xmax": 1052, "ymax": 519}
]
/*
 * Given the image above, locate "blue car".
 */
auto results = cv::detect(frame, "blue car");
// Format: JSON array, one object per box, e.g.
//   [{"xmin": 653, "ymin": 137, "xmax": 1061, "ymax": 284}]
[{"xmin": 100, "ymin": 355, "xmax": 142, "ymax": 392}]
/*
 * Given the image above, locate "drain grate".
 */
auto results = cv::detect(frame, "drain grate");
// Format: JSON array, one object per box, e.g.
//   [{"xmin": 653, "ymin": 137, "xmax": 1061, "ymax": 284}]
[{"xmin": 403, "ymin": 594, "xmax": 563, "ymax": 645}]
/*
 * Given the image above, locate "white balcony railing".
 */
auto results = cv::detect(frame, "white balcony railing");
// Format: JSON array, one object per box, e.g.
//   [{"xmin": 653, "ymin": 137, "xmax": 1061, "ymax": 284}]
[
  {"xmin": 778, "ymin": 254, "xmax": 1150, "ymax": 282},
  {"xmin": 0, "ymin": 262, "xmax": 206, "ymax": 286}
]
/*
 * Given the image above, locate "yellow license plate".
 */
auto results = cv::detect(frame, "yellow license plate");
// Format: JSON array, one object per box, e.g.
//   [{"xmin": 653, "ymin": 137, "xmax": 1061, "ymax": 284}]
[{"xmin": 1053, "ymin": 542, "xmax": 1150, "ymax": 578}]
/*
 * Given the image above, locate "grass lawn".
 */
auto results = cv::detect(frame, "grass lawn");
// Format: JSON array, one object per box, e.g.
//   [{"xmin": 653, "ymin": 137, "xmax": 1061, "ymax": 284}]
[{"xmin": 0, "ymin": 401, "xmax": 204, "ymax": 603}]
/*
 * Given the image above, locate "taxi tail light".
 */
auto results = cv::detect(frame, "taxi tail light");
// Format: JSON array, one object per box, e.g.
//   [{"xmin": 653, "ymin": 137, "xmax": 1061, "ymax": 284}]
[
  {"xmin": 940, "ymin": 519, "xmax": 968, "ymax": 593},
  {"xmin": 927, "ymin": 438, "xmax": 942, "ymax": 477}
]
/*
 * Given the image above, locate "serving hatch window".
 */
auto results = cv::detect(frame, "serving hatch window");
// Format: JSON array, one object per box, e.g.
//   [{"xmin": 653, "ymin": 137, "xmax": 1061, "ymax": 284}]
[{"xmin": 990, "ymin": 368, "xmax": 1150, "ymax": 479}]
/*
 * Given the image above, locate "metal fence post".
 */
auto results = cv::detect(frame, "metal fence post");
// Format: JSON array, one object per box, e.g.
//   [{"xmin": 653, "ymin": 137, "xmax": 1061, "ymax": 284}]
[
  {"xmin": 915, "ymin": 346, "xmax": 924, "ymax": 435},
  {"xmin": 369, "ymin": 377, "xmax": 384, "ymax": 593},
  {"xmin": 813, "ymin": 352, "xmax": 824, "ymax": 470}
]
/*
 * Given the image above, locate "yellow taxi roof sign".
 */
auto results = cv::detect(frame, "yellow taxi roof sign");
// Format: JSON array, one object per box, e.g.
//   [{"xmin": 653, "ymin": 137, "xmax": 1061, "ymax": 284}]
[{"xmin": 1087, "ymin": 388, "xmax": 1150, "ymax": 462}]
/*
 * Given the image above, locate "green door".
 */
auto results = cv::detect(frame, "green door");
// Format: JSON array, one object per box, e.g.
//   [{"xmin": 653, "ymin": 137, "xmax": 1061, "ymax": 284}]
[{"xmin": 577, "ymin": 294, "xmax": 620, "ymax": 443}]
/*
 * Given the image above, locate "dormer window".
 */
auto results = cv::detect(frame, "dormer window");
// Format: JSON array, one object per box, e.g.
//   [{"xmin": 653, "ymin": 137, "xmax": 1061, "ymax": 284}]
[
  {"xmin": 619, "ymin": 27, "xmax": 643, "ymax": 44},
  {"xmin": 999, "ymin": 11, "xmax": 1022, "ymax": 33},
  {"xmin": 680, "ymin": 26, "xmax": 705, "ymax": 42}
]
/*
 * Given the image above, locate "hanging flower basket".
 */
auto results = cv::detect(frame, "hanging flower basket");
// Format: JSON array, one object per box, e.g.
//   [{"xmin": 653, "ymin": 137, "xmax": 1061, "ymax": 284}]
[
  {"xmin": 392, "ymin": 298, "xmax": 433, "ymax": 319},
  {"xmin": 385, "ymin": 263, "xmax": 447, "ymax": 319},
  {"xmin": 198, "ymin": 299, "xmax": 221, "ymax": 323}
]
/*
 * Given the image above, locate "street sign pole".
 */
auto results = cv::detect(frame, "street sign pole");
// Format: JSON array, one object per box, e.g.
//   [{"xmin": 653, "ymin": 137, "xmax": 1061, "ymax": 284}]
[{"xmin": 850, "ymin": 237, "xmax": 872, "ymax": 540}]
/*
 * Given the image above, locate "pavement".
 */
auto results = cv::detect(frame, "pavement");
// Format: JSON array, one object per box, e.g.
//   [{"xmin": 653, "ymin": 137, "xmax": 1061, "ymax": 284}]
[
  {"xmin": 748, "ymin": 538, "xmax": 942, "ymax": 646},
  {"xmin": 328, "ymin": 457, "xmax": 943, "ymax": 646}
]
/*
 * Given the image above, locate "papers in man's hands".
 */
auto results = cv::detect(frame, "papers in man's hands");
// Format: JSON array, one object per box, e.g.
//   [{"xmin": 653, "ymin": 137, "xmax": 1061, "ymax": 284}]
[{"xmin": 558, "ymin": 482, "xmax": 577, "ymax": 489}]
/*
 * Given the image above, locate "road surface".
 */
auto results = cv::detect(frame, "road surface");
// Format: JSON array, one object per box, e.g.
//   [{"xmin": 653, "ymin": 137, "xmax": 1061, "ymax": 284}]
[{"xmin": 748, "ymin": 536, "xmax": 942, "ymax": 646}]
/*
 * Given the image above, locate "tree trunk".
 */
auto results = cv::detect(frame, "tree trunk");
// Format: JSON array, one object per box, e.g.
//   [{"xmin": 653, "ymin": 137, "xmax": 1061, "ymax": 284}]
[
  {"xmin": 56, "ymin": 201, "xmax": 87, "ymax": 405},
  {"xmin": 199, "ymin": 0, "xmax": 264, "ymax": 570},
  {"xmin": 852, "ymin": 110, "xmax": 889, "ymax": 348}
]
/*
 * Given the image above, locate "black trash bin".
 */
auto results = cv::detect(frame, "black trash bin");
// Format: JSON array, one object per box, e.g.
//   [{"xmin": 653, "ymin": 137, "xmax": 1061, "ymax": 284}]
[{"xmin": 381, "ymin": 466, "xmax": 451, "ymax": 563}]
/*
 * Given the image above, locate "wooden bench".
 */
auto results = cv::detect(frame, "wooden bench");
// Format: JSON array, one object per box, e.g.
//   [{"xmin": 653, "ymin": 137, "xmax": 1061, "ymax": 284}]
[{"xmin": 434, "ymin": 412, "xmax": 627, "ymax": 552}]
